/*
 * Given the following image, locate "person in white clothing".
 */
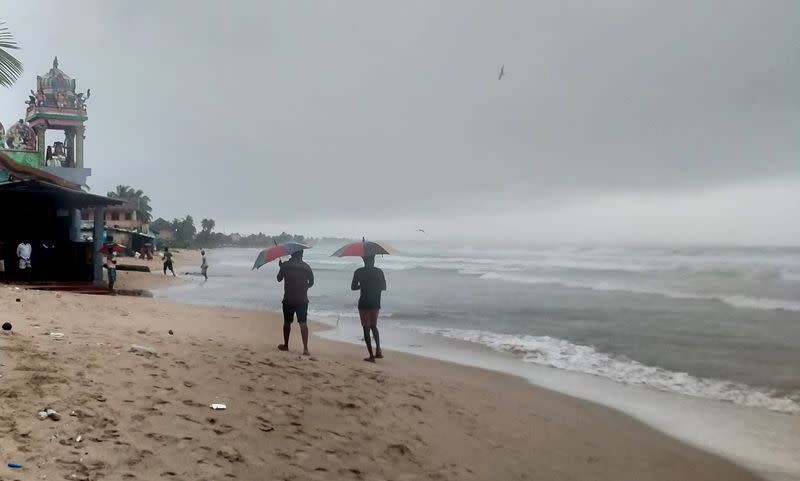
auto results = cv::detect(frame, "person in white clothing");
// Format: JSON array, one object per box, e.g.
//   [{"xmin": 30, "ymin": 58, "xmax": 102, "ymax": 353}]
[{"xmin": 16, "ymin": 240, "xmax": 32, "ymax": 281}]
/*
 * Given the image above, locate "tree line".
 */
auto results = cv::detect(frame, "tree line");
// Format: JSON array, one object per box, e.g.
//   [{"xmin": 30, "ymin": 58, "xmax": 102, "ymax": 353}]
[
  {"xmin": 149, "ymin": 216, "xmax": 325, "ymax": 249},
  {"xmin": 107, "ymin": 185, "xmax": 342, "ymax": 248}
]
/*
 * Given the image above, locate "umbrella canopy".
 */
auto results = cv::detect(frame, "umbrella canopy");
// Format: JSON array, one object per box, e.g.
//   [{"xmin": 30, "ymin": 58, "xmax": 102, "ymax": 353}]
[
  {"xmin": 99, "ymin": 242, "xmax": 125, "ymax": 254},
  {"xmin": 252, "ymin": 242, "xmax": 311, "ymax": 270},
  {"xmin": 331, "ymin": 239, "xmax": 394, "ymax": 257}
]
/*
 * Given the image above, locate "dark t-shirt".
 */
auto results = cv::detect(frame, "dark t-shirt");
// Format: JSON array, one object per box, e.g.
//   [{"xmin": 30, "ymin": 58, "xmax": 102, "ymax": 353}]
[
  {"xmin": 277, "ymin": 258, "xmax": 314, "ymax": 305},
  {"xmin": 352, "ymin": 266, "xmax": 386, "ymax": 309}
]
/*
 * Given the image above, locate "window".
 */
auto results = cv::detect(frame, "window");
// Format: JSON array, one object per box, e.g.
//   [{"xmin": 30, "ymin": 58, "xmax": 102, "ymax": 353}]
[
  {"xmin": 124, "ymin": 212, "xmax": 133, "ymax": 221},
  {"xmin": 111, "ymin": 212, "xmax": 120, "ymax": 221}
]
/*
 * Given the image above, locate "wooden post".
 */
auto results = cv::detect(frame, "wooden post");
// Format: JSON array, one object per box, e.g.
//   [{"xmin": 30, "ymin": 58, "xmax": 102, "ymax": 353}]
[{"xmin": 93, "ymin": 205, "xmax": 105, "ymax": 285}]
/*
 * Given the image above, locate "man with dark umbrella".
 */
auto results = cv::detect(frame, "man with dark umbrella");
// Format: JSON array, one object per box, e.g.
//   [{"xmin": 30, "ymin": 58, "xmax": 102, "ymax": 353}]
[
  {"xmin": 277, "ymin": 250, "xmax": 314, "ymax": 355},
  {"xmin": 351, "ymin": 255, "xmax": 387, "ymax": 362}
]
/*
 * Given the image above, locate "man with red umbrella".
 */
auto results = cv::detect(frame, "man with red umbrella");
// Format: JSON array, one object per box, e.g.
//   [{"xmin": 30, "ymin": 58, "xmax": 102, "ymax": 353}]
[
  {"xmin": 351, "ymin": 255, "xmax": 387, "ymax": 363},
  {"xmin": 276, "ymin": 250, "xmax": 314, "ymax": 355},
  {"xmin": 333, "ymin": 238, "xmax": 393, "ymax": 362}
]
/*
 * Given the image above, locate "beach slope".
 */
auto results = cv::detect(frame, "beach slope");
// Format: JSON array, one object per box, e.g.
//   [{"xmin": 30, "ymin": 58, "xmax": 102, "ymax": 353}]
[{"xmin": 0, "ymin": 287, "xmax": 763, "ymax": 481}]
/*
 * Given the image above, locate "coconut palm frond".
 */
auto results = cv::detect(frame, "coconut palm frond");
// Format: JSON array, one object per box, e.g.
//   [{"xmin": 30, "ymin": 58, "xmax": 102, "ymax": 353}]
[{"xmin": 0, "ymin": 22, "xmax": 22, "ymax": 88}]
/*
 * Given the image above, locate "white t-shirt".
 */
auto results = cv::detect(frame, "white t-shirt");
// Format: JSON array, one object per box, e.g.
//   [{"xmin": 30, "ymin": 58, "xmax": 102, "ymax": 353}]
[{"xmin": 16, "ymin": 243, "xmax": 32, "ymax": 260}]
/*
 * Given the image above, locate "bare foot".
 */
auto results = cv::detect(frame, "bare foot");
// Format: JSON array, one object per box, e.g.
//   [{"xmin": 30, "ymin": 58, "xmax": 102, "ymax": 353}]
[
  {"xmin": 303, "ymin": 350, "xmax": 311, "ymax": 356},
  {"xmin": 364, "ymin": 357, "xmax": 376, "ymax": 363},
  {"xmin": 278, "ymin": 344, "xmax": 289, "ymax": 351},
  {"xmin": 375, "ymin": 351, "xmax": 383, "ymax": 359}
]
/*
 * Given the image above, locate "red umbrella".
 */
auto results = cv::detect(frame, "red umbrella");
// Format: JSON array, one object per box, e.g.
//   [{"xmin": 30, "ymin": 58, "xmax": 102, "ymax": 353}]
[
  {"xmin": 252, "ymin": 242, "xmax": 311, "ymax": 270},
  {"xmin": 331, "ymin": 238, "xmax": 394, "ymax": 257},
  {"xmin": 99, "ymin": 243, "xmax": 125, "ymax": 254}
]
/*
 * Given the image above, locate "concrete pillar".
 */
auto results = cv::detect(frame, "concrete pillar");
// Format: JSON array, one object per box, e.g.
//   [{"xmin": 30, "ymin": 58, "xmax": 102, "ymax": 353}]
[
  {"xmin": 93, "ymin": 205, "xmax": 105, "ymax": 285},
  {"xmin": 34, "ymin": 126, "xmax": 46, "ymax": 166},
  {"xmin": 75, "ymin": 126, "xmax": 85, "ymax": 168},
  {"xmin": 69, "ymin": 209, "xmax": 81, "ymax": 241}
]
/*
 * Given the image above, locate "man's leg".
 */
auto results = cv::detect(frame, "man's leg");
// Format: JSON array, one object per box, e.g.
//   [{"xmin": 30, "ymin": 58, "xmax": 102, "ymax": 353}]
[
  {"xmin": 163, "ymin": 263, "xmax": 167, "ymax": 275},
  {"xmin": 371, "ymin": 325, "xmax": 382, "ymax": 359},
  {"xmin": 297, "ymin": 304, "xmax": 310, "ymax": 355},
  {"xmin": 359, "ymin": 309, "xmax": 375, "ymax": 362},
  {"xmin": 299, "ymin": 323, "xmax": 310, "ymax": 355},
  {"xmin": 282, "ymin": 323, "xmax": 291, "ymax": 348},
  {"xmin": 279, "ymin": 304, "xmax": 292, "ymax": 351},
  {"xmin": 363, "ymin": 326, "xmax": 375, "ymax": 362}
]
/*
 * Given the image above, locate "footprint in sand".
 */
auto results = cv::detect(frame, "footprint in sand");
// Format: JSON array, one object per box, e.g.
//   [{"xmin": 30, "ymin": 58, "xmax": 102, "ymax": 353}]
[
  {"xmin": 256, "ymin": 416, "xmax": 274, "ymax": 432},
  {"xmin": 212, "ymin": 424, "xmax": 234, "ymax": 435},
  {"xmin": 177, "ymin": 413, "xmax": 203, "ymax": 425}
]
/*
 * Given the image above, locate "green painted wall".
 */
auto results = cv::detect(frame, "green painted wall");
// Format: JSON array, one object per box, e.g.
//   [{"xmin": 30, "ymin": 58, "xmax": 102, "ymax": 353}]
[{"xmin": 0, "ymin": 149, "xmax": 41, "ymax": 168}]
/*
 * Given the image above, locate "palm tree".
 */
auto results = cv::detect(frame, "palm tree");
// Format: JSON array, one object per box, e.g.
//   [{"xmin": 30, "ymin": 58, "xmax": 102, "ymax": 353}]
[
  {"xmin": 0, "ymin": 21, "xmax": 23, "ymax": 88},
  {"xmin": 201, "ymin": 218, "xmax": 216, "ymax": 233},
  {"xmin": 107, "ymin": 185, "xmax": 154, "ymax": 224}
]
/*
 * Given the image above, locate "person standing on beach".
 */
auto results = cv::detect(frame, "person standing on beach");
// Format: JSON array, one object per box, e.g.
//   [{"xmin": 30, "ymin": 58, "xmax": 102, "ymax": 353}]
[
  {"xmin": 16, "ymin": 239, "xmax": 32, "ymax": 282},
  {"xmin": 351, "ymin": 255, "xmax": 386, "ymax": 362},
  {"xmin": 200, "ymin": 250, "xmax": 209, "ymax": 281},
  {"xmin": 104, "ymin": 253, "xmax": 117, "ymax": 293},
  {"xmin": 163, "ymin": 247, "xmax": 175, "ymax": 276},
  {"xmin": 276, "ymin": 250, "xmax": 314, "ymax": 355}
]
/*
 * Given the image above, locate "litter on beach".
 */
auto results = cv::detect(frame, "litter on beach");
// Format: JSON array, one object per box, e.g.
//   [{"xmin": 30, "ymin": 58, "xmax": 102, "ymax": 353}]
[
  {"xmin": 49, "ymin": 332, "xmax": 64, "ymax": 339},
  {"xmin": 129, "ymin": 344, "xmax": 158, "ymax": 356},
  {"xmin": 37, "ymin": 408, "xmax": 61, "ymax": 421},
  {"xmin": 209, "ymin": 403, "xmax": 227, "ymax": 410}
]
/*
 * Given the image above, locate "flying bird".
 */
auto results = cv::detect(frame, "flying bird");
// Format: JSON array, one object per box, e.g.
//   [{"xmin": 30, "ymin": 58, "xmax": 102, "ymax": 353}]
[
  {"xmin": 498, "ymin": 65, "xmax": 505, "ymax": 80},
  {"xmin": 417, "ymin": 228, "xmax": 427, "ymax": 234}
]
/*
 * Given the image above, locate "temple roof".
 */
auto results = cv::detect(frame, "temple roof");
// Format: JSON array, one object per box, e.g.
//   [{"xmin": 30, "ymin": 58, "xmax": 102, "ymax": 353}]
[
  {"xmin": 27, "ymin": 57, "xmax": 89, "ymax": 123},
  {"xmin": 38, "ymin": 57, "xmax": 76, "ymax": 94}
]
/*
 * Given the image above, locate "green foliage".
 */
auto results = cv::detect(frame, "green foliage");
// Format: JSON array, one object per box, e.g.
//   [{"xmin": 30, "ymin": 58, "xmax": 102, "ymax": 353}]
[
  {"xmin": 152, "ymin": 215, "xmax": 336, "ymax": 249},
  {"xmin": 169, "ymin": 215, "xmax": 196, "ymax": 248},
  {"xmin": 0, "ymin": 22, "xmax": 23, "ymax": 88},
  {"xmin": 149, "ymin": 217, "xmax": 171, "ymax": 233},
  {"xmin": 107, "ymin": 185, "xmax": 153, "ymax": 224},
  {"xmin": 200, "ymin": 218, "xmax": 215, "ymax": 233}
]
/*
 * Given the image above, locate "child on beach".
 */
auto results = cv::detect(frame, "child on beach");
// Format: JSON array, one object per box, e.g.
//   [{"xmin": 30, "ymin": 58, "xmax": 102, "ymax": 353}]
[
  {"xmin": 104, "ymin": 254, "xmax": 117, "ymax": 293},
  {"xmin": 200, "ymin": 250, "xmax": 208, "ymax": 281},
  {"xmin": 163, "ymin": 247, "xmax": 175, "ymax": 276},
  {"xmin": 351, "ymin": 255, "xmax": 387, "ymax": 362}
]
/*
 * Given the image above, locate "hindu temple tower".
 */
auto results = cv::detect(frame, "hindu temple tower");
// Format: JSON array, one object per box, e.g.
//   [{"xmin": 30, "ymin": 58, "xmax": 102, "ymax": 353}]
[{"xmin": 0, "ymin": 57, "xmax": 93, "ymax": 240}]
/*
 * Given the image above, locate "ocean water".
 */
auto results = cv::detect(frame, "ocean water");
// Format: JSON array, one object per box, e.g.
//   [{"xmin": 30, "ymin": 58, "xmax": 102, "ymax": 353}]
[
  {"xmin": 159, "ymin": 242, "xmax": 800, "ymax": 414},
  {"xmin": 155, "ymin": 242, "xmax": 800, "ymax": 478}
]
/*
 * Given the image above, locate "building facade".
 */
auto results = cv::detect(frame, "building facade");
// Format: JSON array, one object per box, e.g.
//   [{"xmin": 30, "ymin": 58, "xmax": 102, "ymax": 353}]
[
  {"xmin": 82, "ymin": 199, "xmax": 147, "ymax": 232},
  {"xmin": 0, "ymin": 57, "xmax": 118, "ymax": 284}
]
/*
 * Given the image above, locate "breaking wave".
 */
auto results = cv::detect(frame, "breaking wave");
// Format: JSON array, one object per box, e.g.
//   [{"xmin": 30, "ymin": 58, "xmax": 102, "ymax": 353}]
[
  {"xmin": 407, "ymin": 326, "xmax": 800, "ymax": 414},
  {"xmin": 479, "ymin": 272, "xmax": 800, "ymax": 312}
]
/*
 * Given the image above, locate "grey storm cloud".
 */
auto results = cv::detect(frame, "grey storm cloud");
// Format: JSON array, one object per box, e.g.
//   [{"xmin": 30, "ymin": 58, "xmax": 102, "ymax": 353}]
[{"xmin": 1, "ymin": 1, "xmax": 798, "ymax": 240}]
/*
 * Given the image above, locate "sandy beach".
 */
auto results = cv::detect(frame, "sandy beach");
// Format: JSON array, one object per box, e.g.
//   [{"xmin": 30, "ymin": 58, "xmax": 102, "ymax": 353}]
[
  {"xmin": 112, "ymin": 249, "xmax": 195, "ymax": 293},
  {"xmin": 0, "ymin": 267, "xmax": 766, "ymax": 481}
]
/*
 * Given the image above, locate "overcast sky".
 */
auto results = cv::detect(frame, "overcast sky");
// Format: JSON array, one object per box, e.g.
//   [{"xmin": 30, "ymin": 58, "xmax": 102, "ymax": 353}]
[{"xmin": 1, "ymin": 1, "xmax": 798, "ymax": 244}]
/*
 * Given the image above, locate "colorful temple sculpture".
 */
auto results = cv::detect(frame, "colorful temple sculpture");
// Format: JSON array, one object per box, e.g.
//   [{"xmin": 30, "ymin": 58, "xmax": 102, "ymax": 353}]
[{"xmin": 0, "ymin": 58, "xmax": 119, "ymax": 286}]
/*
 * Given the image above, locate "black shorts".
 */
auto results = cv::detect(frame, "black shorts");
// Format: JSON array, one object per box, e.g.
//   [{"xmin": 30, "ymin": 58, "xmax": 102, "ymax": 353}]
[{"xmin": 282, "ymin": 303, "xmax": 308, "ymax": 324}]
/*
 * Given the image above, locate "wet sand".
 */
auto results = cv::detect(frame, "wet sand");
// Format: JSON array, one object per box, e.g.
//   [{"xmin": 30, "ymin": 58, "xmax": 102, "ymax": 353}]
[
  {"xmin": 113, "ymin": 249, "xmax": 195, "ymax": 292},
  {"xmin": 0, "ymin": 284, "xmax": 764, "ymax": 481}
]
